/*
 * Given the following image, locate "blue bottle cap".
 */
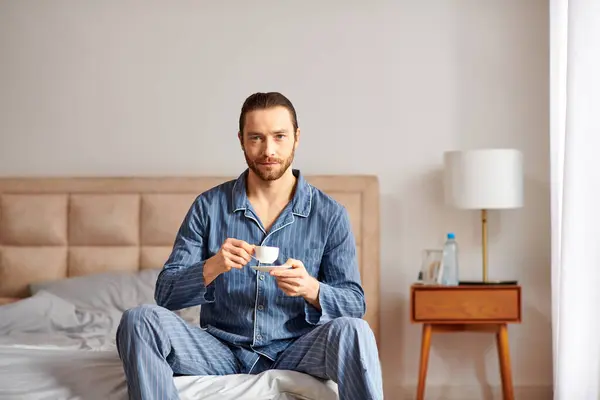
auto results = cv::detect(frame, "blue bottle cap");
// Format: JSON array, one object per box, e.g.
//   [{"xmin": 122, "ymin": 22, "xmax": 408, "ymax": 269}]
[{"xmin": 447, "ymin": 232, "xmax": 455, "ymax": 239}]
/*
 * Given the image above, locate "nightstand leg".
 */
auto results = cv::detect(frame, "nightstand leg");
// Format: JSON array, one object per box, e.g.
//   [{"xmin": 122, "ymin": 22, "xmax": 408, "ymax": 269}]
[
  {"xmin": 496, "ymin": 323, "xmax": 514, "ymax": 400},
  {"xmin": 417, "ymin": 323, "xmax": 432, "ymax": 400}
]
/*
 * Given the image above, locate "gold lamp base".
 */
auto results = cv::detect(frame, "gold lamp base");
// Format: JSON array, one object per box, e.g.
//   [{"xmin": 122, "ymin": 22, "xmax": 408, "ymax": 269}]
[
  {"xmin": 482, "ymin": 208, "xmax": 489, "ymax": 281},
  {"xmin": 459, "ymin": 209, "xmax": 518, "ymax": 286}
]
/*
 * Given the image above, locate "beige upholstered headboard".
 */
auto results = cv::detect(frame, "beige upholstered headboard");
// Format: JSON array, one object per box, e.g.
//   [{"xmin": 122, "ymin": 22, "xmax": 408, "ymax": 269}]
[{"xmin": 0, "ymin": 175, "xmax": 380, "ymax": 342}]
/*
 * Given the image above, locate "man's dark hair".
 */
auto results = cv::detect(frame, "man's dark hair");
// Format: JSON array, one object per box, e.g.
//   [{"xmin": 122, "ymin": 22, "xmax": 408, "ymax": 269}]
[{"xmin": 238, "ymin": 92, "xmax": 299, "ymax": 136}]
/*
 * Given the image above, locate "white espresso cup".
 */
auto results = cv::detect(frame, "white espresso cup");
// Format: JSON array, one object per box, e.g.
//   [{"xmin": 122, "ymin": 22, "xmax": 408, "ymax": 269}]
[{"xmin": 252, "ymin": 246, "xmax": 279, "ymax": 264}]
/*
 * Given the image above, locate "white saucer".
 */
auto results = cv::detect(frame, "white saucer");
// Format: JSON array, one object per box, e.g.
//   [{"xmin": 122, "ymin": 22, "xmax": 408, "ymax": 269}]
[{"xmin": 251, "ymin": 265, "xmax": 291, "ymax": 273}]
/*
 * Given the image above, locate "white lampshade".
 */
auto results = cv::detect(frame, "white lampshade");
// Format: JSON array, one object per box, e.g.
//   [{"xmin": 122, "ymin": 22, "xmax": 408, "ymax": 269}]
[{"xmin": 443, "ymin": 149, "xmax": 524, "ymax": 209}]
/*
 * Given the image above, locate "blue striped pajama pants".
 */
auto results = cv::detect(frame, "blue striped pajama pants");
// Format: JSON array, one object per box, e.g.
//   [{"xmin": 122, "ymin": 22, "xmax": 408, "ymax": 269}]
[{"xmin": 116, "ymin": 304, "xmax": 383, "ymax": 400}]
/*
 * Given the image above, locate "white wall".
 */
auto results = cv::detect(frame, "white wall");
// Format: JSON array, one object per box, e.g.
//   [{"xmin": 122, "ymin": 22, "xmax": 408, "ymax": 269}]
[{"xmin": 0, "ymin": 0, "xmax": 551, "ymax": 398}]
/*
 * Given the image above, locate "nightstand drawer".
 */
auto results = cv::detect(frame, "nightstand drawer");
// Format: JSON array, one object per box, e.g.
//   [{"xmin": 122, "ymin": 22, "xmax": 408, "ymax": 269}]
[{"xmin": 411, "ymin": 285, "xmax": 521, "ymax": 323}]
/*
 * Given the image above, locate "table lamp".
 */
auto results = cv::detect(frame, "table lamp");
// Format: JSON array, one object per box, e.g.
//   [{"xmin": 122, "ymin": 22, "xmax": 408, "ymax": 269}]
[{"xmin": 443, "ymin": 148, "xmax": 524, "ymax": 285}]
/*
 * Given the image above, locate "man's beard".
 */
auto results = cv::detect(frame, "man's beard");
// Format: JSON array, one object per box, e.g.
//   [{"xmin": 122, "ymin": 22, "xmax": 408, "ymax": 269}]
[{"xmin": 244, "ymin": 148, "xmax": 295, "ymax": 181}]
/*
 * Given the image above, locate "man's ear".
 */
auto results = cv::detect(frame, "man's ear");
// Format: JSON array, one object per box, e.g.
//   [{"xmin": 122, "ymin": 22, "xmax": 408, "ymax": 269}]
[
  {"xmin": 294, "ymin": 128, "xmax": 301, "ymax": 149},
  {"xmin": 238, "ymin": 131, "xmax": 243, "ymax": 148}
]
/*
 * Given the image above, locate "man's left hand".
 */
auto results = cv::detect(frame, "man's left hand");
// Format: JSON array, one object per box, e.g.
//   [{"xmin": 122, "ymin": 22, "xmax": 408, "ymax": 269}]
[{"xmin": 270, "ymin": 258, "xmax": 321, "ymax": 309}]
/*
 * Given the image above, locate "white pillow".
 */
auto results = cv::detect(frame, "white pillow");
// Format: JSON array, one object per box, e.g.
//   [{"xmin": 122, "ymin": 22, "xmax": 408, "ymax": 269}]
[
  {"xmin": 29, "ymin": 269, "xmax": 200, "ymax": 326},
  {"xmin": 0, "ymin": 290, "xmax": 83, "ymax": 334},
  {"xmin": 30, "ymin": 269, "xmax": 160, "ymax": 313}
]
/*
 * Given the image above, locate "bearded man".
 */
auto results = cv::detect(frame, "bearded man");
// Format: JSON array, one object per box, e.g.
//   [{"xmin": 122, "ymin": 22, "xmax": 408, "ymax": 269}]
[{"xmin": 116, "ymin": 92, "xmax": 384, "ymax": 400}]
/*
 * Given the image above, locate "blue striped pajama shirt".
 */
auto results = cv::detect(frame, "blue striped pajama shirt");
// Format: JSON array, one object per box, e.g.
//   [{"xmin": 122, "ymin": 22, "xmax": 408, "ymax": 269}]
[{"xmin": 116, "ymin": 169, "xmax": 383, "ymax": 400}]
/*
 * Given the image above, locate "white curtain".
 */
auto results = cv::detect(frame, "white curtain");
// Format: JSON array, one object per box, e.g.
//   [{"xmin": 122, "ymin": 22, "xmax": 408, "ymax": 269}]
[{"xmin": 551, "ymin": 0, "xmax": 600, "ymax": 398}]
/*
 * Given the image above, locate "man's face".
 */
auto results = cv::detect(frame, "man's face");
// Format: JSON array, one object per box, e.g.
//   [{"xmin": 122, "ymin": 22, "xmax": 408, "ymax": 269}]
[{"xmin": 239, "ymin": 106, "xmax": 299, "ymax": 182}]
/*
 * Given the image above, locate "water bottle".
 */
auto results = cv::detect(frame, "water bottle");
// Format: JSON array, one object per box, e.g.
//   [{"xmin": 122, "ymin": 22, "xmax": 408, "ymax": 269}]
[{"xmin": 441, "ymin": 232, "xmax": 459, "ymax": 286}]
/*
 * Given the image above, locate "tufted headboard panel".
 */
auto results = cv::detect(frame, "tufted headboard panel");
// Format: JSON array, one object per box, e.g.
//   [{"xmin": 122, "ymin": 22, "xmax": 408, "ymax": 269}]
[{"xmin": 0, "ymin": 175, "xmax": 380, "ymax": 342}]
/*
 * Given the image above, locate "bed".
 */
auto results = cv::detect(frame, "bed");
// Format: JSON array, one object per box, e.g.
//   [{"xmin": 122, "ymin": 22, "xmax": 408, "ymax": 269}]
[{"xmin": 0, "ymin": 175, "xmax": 380, "ymax": 400}]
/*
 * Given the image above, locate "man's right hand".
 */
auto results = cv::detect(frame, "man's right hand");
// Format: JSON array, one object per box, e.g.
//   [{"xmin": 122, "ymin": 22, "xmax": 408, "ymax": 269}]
[{"xmin": 203, "ymin": 238, "xmax": 255, "ymax": 285}]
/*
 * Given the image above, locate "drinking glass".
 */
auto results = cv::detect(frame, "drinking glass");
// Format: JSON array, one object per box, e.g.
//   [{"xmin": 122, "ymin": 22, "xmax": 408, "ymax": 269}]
[{"xmin": 421, "ymin": 249, "xmax": 443, "ymax": 284}]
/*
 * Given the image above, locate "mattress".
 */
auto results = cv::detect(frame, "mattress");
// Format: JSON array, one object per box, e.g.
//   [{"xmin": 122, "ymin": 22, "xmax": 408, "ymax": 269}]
[
  {"xmin": 0, "ymin": 345, "xmax": 337, "ymax": 400},
  {"xmin": 0, "ymin": 287, "xmax": 338, "ymax": 400}
]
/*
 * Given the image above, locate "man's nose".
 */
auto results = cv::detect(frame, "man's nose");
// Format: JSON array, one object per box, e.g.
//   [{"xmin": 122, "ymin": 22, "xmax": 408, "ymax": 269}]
[{"xmin": 263, "ymin": 138, "xmax": 276, "ymax": 156}]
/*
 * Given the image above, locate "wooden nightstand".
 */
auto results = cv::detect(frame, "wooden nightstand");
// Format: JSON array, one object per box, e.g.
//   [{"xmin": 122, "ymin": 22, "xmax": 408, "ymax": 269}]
[{"xmin": 410, "ymin": 284, "xmax": 522, "ymax": 400}]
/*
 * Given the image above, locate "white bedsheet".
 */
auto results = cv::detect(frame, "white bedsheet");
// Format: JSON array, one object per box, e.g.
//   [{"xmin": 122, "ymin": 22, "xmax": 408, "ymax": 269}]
[
  {"xmin": 0, "ymin": 345, "xmax": 338, "ymax": 400},
  {"xmin": 0, "ymin": 291, "xmax": 338, "ymax": 400}
]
